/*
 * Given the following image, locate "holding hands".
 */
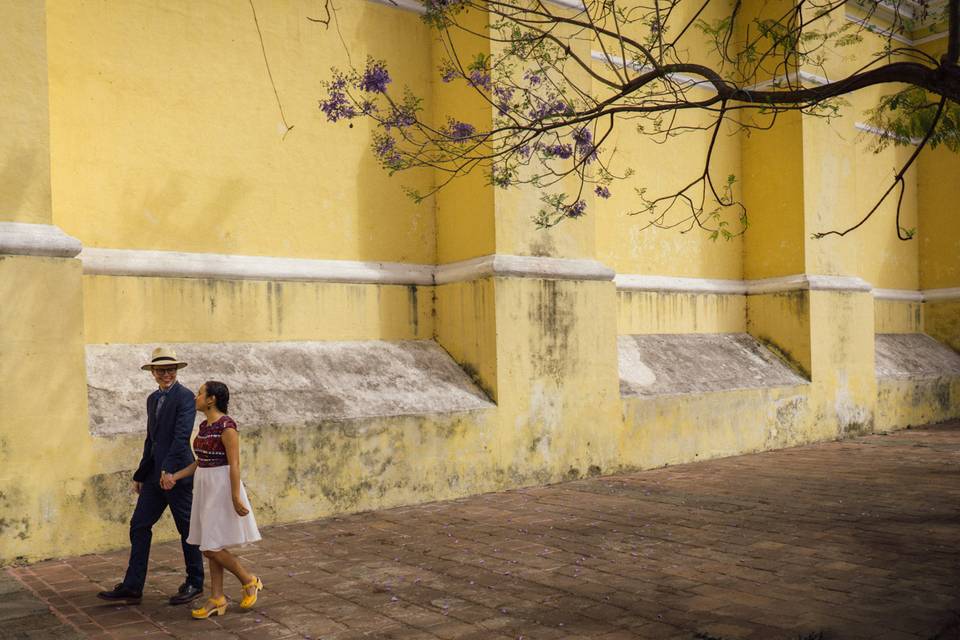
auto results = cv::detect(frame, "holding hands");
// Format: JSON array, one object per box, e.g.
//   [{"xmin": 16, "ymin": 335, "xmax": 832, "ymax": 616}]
[{"xmin": 160, "ymin": 471, "xmax": 176, "ymax": 491}]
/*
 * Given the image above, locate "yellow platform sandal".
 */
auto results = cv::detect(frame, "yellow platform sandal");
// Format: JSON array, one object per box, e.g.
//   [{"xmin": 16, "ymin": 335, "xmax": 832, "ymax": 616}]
[
  {"xmin": 239, "ymin": 576, "xmax": 263, "ymax": 610},
  {"xmin": 191, "ymin": 596, "xmax": 227, "ymax": 619}
]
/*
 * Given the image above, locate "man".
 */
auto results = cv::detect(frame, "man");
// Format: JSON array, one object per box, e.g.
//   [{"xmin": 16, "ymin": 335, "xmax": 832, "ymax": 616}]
[{"xmin": 98, "ymin": 347, "xmax": 204, "ymax": 605}]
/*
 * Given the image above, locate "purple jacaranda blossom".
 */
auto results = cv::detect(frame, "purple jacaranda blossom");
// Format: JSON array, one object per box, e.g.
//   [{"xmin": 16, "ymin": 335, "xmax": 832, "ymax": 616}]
[
  {"xmin": 384, "ymin": 106, "xmax": 416, "ymax": 130},
  {"xmin": 373, "ymin": 134, "xmax": 402, "ymax": 168},
  {"xmin": 524, "ymin": 70, "xmax": 542, "ymax": 86},
  {"xmin": 544, "ymin": 143, "xmax": 572, "ymax": 159},
  {"xmin": 595, "ymin": 185, "xmax": 611, "ymax": 199},
  {"xmin": 446, "ymin": 119, "xmax": 476, "ymax": 141},
  {"xmin": 573, "ymin": 127, "xmax": 597, "ymax": 162},
  {"xmin": 573, "ymin": 127, "xmax": 592, "ymax": 151},
  {"xmin": 565, "ymin": 200, "xmax": 587, "ymax": 218},
  {"xmin": 442, "ymin": 67, "xmax": 459, "ymax": 83},
  {"xmin": 320, "ymin": 90, "xmax": 357, "ymax": 122},
  {"xmin": 494, "ymin": 85, "xmax": 515, "ymax": 115},
  {"xmin": 529, "ymin": 99, "xmax": 568, "ymax": 121},
  {"xmin": 360, "ymin": 60, "xmax": 391, "ymax": 93},
  {"xmin": 468, "ymin": 69, "xmax": 491, "ymax": 91}
]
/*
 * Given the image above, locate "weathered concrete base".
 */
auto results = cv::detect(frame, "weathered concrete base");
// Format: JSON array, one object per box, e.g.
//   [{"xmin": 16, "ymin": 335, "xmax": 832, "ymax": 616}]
[
  {"xmin": 87, "ymin": 340, "xmax": 493, "ymax": 436},
  {"xmin": 875, "ymin": 333, "xmax": 960, "ymax": 431},
  {"xmin": 618, "ymin": 333, "xmax": 806, "ymax": 397},
  {"xmin": 619, "ymin": 384, "xmax": 811, "ymax": 470}
]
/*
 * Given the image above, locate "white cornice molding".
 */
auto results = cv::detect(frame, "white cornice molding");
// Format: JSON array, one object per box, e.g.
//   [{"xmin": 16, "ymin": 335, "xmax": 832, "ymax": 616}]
[
  {"xmin": 368, "ymin": 0, "xmax": 583, "ymax": 14},
  {"xmin": 0, "ymin": 222, "xmax": 82, "ymax": 258},
  {"xmin": 80, "ymin": 248, "xmax": 436, "ymax": 285},
  {"xmin": 435, "ymin": 254, "xmax": 614, "ymax": 284},
  {"xmin": 747, "ymin": 274, "xmax": 873, "ymax": 294},
  {"xmin": 80, "ymin": 248, "xmax": 615, "ymax": 285},
  {"xmin": 615, "ymin": 273, "xmax": 959, "ymax": 301},
  {"xmin": 843, "ymin": 12, "xmax": 947, "ymax": 46},
  {"xmin": 924, "ymin": 287, "xmax": 960, "ymax": 302},
  {"xmin": 591, "ymin": 53, "xmax": 830, "ymax": 95},
  {"xmin": 855, "ymin": 121, "xmax": 921, "ymax": 145},
  {"xmin": 368, "ymin": 0, "xmax": 424, "ymax": 13},
  {"xmin": 614, "ymin": 274, "xmax": 747, "ymax": 295},
  {"xmin": 617, "ymin": 273, "xmax": 873, "ymax": 295},
  {"xmin": 68, "ymin": 246, "xmax": 960, "ymax": 298},
  {"xmin": 874, "ymin": 288, "xmax": 925, "ymax": 302}
]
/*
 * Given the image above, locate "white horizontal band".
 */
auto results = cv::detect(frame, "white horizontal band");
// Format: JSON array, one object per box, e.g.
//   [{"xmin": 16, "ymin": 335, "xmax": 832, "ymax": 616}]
[
  {"xmin": 855, "ymin": 122, "xmax": 921, "ymax": 145},
  {"xmin": 0, "ymin": 222, "xmax": 82, "ymax": 258},
  {"xmin": 747, "ymin": 274, "xmax": 872, "ymax": 294},
  {"xmin": 80, "ymin": 248, "xmax": 615, "ymax": 285},
  {"xmin": 925, "ymin": 287, "xmax": 960, "ymax": 302},
  {"xmin": 874, "ymin": 288, "xmax": 925, "ymax": 302},
  {"xmin": 435, "ymin": 254, "xmax": 614, "ymax": 284},
  {"xmin": 369, "ymin": 0, "xmax": 582, "ymax": 14},
  {"xmin": 80, "ymin": 248, "xmax": 435, "ymax": 285},
  {"xmin": 614, "ymin": 275, "xmax": 747, "ymax": 295},
  {"xmin": 369, "ymin": 0, "xmax": 424, "ymax": 12},
  {"xmin": 616, "ymin": 274, "xmax": 959, "ymax": 301}
]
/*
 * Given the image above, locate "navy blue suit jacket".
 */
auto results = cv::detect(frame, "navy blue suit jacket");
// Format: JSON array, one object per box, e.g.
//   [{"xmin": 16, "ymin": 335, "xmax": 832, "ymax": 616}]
[{"xmin": 132, "ymin": 381, "xmax": 197, "ymax": 483}]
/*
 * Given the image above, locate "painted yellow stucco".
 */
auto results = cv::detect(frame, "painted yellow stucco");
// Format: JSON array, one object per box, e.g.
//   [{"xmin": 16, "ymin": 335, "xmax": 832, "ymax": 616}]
[
  {"xmin": 919, "ymin": 146, "xmax": 960, "ymax": 290},
  {"xmin": 742, "ymin": 112, "xmax": 806, "ymax": 280},
  {"xmin": 435, "ymin": 279, "xmax": 499, "ymax": 400},
  {"xmin": 83, "ymin": 275, "xmax": 433, "ymax": 344},
  {"xmin": 2, "ymin": 1, "xmax": 959, "ymax": 565},
  {"xmin": 0, "ymin": 2, "xmax": 52, "ymax": 224},
  {"xmin": 874, "ymin": 300, "xmax": 923, "ymax": 334},
  {"xmin": 926, "ymin": 300, "xmax": 960, "ymax": 354},
  {"xmin": 47, "ymin": 0, "xmax": 436, "ymax": 264},
  {"xmin": 747, "ymin": 292, "xmax": 813, "ymax": 377},
  {"xmin": 0, "ymin": 256, "xmax": 94, "ymax": 558},
  {"xmin": 617, "ymin": 291, "xmax": 746, "ymax": 334}
]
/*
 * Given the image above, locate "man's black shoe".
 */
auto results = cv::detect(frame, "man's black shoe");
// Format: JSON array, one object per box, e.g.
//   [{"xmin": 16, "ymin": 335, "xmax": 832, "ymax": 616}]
[
  {"xmin": 97, "ymin": 583, "xmax": 142, "ymax": 604},
  {"xmin": 169, "ymin": 582, "xmax": 204, "ymax": 605}
]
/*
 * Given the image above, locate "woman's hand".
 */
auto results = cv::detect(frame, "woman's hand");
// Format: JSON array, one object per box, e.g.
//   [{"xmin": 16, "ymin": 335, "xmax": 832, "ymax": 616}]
[
  {"xmin": 160, "ymin": 472, "xmax": 176, "ymax": 490},
  {"xmin": 232, "ymin": 494, "xmax": 249, "ymax": 517}
]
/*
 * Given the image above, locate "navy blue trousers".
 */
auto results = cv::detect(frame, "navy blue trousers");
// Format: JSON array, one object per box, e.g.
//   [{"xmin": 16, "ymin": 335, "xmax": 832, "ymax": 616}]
[{"xmin": 122, "ymin": 479, "xmax": 203, "ymax": 592}]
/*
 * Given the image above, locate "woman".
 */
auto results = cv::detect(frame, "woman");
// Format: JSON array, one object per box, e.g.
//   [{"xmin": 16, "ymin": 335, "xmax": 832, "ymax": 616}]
[{"xmin": 166, "ymin": 380, "xmax": 262, "ymax": 618}]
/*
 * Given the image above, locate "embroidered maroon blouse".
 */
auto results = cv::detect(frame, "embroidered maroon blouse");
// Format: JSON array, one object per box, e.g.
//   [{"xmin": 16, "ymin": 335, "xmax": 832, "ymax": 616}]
[{"xmin": 193, "ymin": 415, "xmax": 238, "ymax": 468}]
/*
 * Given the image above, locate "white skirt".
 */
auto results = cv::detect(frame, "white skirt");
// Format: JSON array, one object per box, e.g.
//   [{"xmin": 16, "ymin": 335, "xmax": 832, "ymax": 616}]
[{"xmin": 187, "ymin": 466, "xmax": 261, "ymax": 552}]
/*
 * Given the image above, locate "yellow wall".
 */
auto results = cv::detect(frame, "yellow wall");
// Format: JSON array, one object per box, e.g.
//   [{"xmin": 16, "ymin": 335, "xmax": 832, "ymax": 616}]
[
  {"xmin": 747, "ymin": 292, "xmax": 812, "ymax": 377},
  {"xmin": 874, "ymin": 300, "xmax": 923, "ymax": 333},
  {"xmin": 0, "ymin": 2, "xmax": 52, "ymax": 223},
  {"xmin": 4, "ymin": 1, "xmax": 959, "ymax": 566},
  {"xmin": 0, "ymin": 257, "xmax": 93, "ymax": 558},
  {"xmin": 742, "ymin": 112, "xmax": 806, "ymax": 280},
  {"xmin": 595, "ymin": 111, "xmax": 743, "ymax": 279},
  {"xmin": 617, "ymin": 292, "xmax": 746, "ymax": 334},
  {"xmin": 47, "ymin": 0, "xmax": 436, "ymax": 264},
  {"xmin": 926, "ymin": 300, "xmax": 960, "ymax": 353},
  {"xmin": 435, "ymin": 279, "xmax": 499, "ymax": 400},
  {"xmin": 919, "ymin": 146, "xmax": 960, "ymax": 290},
  {"xmin": 83, "ymin": 276, "xmax": 432, "ymax": 344},
  {"xmin": 803, "ymin": 103, "xmax": 919, "ymax": 288},
  {"xmin": 433, "ymin": 8, "xmax": 496, "ymax": 264}
]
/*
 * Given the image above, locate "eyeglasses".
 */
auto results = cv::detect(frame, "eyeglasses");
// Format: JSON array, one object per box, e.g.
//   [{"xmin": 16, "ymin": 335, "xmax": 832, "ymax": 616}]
[{"xmin": 153, "ymin": 367, "xmax": 178, "ymax": 375}]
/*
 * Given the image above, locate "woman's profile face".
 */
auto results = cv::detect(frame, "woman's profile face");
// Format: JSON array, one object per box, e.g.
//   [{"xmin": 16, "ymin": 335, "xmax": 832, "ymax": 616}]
[{"xmin": 194, "ymin": 384, "xmax": 208, "ymax": 412}]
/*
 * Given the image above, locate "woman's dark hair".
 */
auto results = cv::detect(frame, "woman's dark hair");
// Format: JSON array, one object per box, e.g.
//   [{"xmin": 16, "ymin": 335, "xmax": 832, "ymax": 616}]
[{"xmin": 204, "ymin": 380, "xmax": 230, "ymax": 413}]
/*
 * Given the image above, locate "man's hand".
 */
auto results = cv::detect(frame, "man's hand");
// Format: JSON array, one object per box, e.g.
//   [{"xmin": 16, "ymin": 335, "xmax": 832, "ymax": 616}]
[
  {"xmin": 133, "ymin": 481, "xmax": 142, "ymax": 495},
  {"xmin": 232, "ymin": 494, "xmax": 249, "ymax": 517},
  {"xmin": 160, "ymin": 472, "xmax": 176, "ymax": 491}
]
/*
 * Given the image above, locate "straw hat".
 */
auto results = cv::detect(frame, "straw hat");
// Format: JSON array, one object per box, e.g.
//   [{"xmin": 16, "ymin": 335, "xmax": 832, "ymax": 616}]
[{"xmin": 141, "ymin": 347, "xmax": 188, "ymax": 371}]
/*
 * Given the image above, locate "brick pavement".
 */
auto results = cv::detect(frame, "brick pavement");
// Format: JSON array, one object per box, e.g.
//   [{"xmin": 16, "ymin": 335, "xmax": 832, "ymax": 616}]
[{"xmin": 7, "ymin": 422, "xmax": 960, "ymax": 640}]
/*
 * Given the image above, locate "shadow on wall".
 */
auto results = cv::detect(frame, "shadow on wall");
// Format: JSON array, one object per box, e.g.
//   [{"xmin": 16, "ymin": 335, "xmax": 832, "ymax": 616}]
[
  {"xmin": 352, "ymin": 5, "xmax": 437, "ymax": 341},
  {"xmin": 0, "ymin": 145, "xmax": 40, "ymax": 216}
]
